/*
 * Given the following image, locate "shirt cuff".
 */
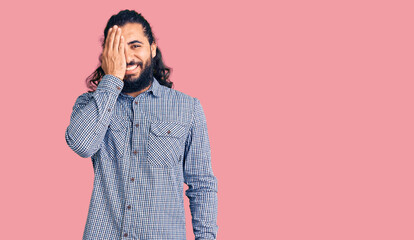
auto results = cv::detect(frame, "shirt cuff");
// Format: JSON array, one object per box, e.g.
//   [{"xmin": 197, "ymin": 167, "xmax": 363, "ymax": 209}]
[{"xmin": 96, "ymin": 74, "xmax": 124, "ymax": 94}]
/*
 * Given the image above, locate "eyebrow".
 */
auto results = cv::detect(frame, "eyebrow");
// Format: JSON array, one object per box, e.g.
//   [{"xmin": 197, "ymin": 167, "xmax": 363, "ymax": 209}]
[{"xmin": 127, "ymin": 40, "xmax": 143, "ymax": 45}]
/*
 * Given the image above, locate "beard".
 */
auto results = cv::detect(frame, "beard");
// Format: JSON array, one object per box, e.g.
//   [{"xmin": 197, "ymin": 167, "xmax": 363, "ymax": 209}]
[{"xmin": 121, "ymin": 58, "xmax": 154, "ymax": 94}]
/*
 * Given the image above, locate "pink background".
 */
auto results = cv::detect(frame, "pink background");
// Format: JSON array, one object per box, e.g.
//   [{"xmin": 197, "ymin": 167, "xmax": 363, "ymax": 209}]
[{"xmin": 1, "ymin": 0, "xmax": 413, "ymax": 239}]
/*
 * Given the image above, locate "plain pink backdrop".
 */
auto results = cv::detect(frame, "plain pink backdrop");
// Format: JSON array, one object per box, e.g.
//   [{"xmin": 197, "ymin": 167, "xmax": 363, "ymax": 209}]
[{"xmin": 1, "ymin": 0, "xmax": 413, "ymax": 239}]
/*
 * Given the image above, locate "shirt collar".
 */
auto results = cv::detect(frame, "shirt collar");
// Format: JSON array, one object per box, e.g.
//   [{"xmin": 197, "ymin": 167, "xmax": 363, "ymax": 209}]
[{"xmin": 147, "ymin": 77, "xmax": 162, "ymax": 97}]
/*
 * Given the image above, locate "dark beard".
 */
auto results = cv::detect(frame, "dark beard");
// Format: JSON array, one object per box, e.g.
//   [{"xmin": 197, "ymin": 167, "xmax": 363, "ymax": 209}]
[{"xmin": 121, "ymin": 59, "xmax": 154, "ymax": 93}]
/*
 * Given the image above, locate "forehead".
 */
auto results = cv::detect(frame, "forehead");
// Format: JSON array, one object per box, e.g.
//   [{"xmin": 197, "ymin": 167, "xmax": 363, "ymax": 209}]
[{"xmin": 120, "ymin": 23, "xmax": 148, "ymax": 44}]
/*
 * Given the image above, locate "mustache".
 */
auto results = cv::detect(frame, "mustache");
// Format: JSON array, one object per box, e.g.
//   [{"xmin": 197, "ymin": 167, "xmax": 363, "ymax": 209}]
[{"xmin": 127, "ymin": 61, "xmax": 143, "ymax": 67}]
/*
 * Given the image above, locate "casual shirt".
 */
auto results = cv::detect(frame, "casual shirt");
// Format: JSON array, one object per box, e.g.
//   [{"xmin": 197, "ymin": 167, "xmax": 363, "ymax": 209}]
[{"xmin": 65, "ymin": 74, "xmax": 218, "ymax": 240}]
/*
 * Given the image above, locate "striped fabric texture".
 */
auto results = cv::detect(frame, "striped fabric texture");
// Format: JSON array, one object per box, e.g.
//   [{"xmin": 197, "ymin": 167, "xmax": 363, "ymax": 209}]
[{"xmin": 65, "ymin": 75, "xmax": 218, "ymax": 240}]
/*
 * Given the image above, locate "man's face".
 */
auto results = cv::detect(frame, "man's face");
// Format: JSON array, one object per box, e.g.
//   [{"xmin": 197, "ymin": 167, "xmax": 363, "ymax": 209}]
[{"xmin": 118, "ymin": 23, "xmax": 157, "ymax": 93}]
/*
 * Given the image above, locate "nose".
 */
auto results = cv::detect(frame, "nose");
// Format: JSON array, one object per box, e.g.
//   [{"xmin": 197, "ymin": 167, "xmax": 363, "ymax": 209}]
[{"xmin": 125, "ymin": 48, "xmax": 134, "ymax": 65}]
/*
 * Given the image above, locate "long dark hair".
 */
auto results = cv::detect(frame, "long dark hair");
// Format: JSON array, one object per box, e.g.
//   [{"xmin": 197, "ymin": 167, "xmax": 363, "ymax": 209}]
[{"xmin": 86, "ymin": 10, "xmax": 173, "ymax": 92}]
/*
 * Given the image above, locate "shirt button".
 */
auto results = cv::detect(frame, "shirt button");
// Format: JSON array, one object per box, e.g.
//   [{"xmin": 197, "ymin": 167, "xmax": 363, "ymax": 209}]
[
  {"xmin": 133, "ymin": 150, "xmax": 137, "ymax": 155},
  {"xmin": 167, "ymin": 130, "xmax": 171, "ymax": 134},
  {"xmin": 134, "ymin": 101, "xmax": 138, "ymax": 105},
  {"xmin": 127, "ymin": 205, "xmax": 131, "ymax": 209},
  {"xmin": 116, "ymin": 86, "xmax": 121, "ymax": 90},
  {"xmin": 135, "ymin": 123, "xmax": 139, "ymax": 127},
  {"xmin": 123, "ymin": 233, "xmax": 128, "ymax": 237},
  {"xmin": 130, "ymin": 177, "xmax": 135, "ymax": 182},
  {"xmin": 107, "ymin": 108, "xmax": 111, "ymax": 112}
]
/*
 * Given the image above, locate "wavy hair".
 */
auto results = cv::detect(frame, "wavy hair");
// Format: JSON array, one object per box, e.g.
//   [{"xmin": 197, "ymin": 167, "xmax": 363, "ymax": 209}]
[{"xmin": 86, "ymin": 10, "xmax": 173, "ymax": 92}]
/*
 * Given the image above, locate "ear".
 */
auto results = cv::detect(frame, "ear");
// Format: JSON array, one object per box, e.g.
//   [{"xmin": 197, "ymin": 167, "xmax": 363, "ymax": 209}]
[{"xmin": 151, "ymin": 42, "xmax": 157, "ymax": 58}]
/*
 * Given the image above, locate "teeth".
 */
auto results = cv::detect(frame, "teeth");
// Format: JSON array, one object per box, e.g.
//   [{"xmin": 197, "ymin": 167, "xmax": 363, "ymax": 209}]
[{"xmin": 126, "ymin": 65, "xmax": 138, "ymax": 71}]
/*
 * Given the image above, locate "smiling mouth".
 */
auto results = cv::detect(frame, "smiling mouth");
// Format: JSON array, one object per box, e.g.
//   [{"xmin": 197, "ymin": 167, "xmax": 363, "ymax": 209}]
[
  {"xmin": 126, "ymin": 64, "xmax": 138, "ymax": 71},
  {"xmin": 126, "ymin": 64, "xmax": 141, "ymax": 74}
]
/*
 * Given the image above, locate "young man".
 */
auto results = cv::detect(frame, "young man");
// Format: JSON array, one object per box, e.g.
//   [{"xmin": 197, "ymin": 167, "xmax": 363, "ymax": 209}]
[{"xmin": 65, "ymin": 10, "xmax": 218, "ymax": 240}]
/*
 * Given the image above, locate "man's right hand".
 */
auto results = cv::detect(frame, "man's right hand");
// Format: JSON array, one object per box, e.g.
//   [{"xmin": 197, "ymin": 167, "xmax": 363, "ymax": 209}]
[{"xmin": 101, "ymin": 25, "xmax": 126, "ymax": 81}]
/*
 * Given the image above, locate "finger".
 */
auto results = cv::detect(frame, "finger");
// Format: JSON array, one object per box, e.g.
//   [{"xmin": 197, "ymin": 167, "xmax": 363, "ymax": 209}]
[
  {"xmin": 124, "ymin": 39, "xmax": 129, "ymax": 65},
  {"xmin": 124, "ymin": 38, "xmax": 128, "ymax": 57},
  {"xmin": 113, "ymin": 27, "xmax": 121, "ymax": 53},
  {"xmin": 104, "ymin": 27, "xmax": 113, "ymax": 53},
  {"xmin": 109, "ymin": 25, "xmax": 117, "ymax": 52},
  {"xmin": 118, "ymin": 35, "xmax": 124, "ymax": 54}
]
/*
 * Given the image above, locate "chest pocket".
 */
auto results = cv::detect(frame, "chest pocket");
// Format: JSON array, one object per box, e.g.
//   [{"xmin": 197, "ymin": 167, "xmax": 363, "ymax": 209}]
[{"xmin": 147, "ymin": 122, "xmax": 188, "ymax": 168}]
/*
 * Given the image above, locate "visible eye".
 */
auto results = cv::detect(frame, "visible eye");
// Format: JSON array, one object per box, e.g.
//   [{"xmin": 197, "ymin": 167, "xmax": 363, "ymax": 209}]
[{"xmin": 132, "ymin": 45, "xmax": 141, "ymax": 49}]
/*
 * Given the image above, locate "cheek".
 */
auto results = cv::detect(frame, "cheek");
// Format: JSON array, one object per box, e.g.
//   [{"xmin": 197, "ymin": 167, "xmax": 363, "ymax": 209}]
[{"xmin": 139, "ymin": 51, "xmax": 152, "ymax": 62}]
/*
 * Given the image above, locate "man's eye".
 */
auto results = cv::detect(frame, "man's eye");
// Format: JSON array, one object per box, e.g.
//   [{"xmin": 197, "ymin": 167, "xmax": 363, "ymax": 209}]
[{"xmin": 132, "ymin": 45, "xmax": 141, "ymax": 49}]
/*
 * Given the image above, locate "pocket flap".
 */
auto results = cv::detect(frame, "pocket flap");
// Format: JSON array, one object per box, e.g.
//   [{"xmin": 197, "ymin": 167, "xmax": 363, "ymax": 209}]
[{"xmin": 150, "ymin": 122, "xmax": 187, "ymax": 138}]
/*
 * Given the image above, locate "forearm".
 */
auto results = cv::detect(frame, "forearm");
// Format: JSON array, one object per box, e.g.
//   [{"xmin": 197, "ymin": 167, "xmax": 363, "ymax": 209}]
[
  {"xmin": 186, "ymin": 172, "xmax": 218, "ymax": 240},
  {"xmin": 65, "ymin": 74, "xmax": 124, "ymax": 158},
  {"xmin": 184, "ymin": 98, "xmax": 218, "ymax": 240}
]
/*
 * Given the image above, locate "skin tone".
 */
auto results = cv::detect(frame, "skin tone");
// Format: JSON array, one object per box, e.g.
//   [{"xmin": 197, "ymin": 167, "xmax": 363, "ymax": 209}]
[{"xmin": 101, "ymin": 23, "xmax": 157, "ymax": 97}]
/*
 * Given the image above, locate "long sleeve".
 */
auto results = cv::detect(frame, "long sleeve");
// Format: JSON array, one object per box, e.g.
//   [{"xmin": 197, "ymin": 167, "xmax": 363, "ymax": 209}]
[
  {"xmin": 183, "ymin": 98, "xmax": 218, "ymax": 240},
  {"xmin": 65, "ymin": 75, "xmax": 124, "ymax": 158}
]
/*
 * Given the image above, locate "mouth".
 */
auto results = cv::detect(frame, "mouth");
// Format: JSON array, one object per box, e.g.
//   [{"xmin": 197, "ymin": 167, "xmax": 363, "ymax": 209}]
[{"xmin": 126, "ymin": 64, "xmax": 140, "ymax": 74}]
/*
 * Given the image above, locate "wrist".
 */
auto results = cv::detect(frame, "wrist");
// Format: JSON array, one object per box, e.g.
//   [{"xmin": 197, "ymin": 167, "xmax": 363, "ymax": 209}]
[{"xmin": 108, "ymin": 74, "xmax": 123, "ymax": 81}]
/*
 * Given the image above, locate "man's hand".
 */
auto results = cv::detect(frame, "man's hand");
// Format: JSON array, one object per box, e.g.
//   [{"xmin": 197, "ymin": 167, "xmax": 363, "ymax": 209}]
[{"xmin": 101, "ymin": 25, "xmax": 126, "ymax": 81}]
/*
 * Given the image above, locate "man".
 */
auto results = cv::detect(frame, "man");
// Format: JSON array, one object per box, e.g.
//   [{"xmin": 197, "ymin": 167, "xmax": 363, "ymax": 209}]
[{"xmin": 65, "ymin": 10, "xmax": 218, "ymax": 240}]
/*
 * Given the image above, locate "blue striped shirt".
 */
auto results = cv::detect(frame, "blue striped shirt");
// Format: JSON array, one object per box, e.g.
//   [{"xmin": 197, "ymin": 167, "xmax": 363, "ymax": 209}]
[{"xmin": 65, "ymin": 75, "xmax": 218, "ymax": 240}]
